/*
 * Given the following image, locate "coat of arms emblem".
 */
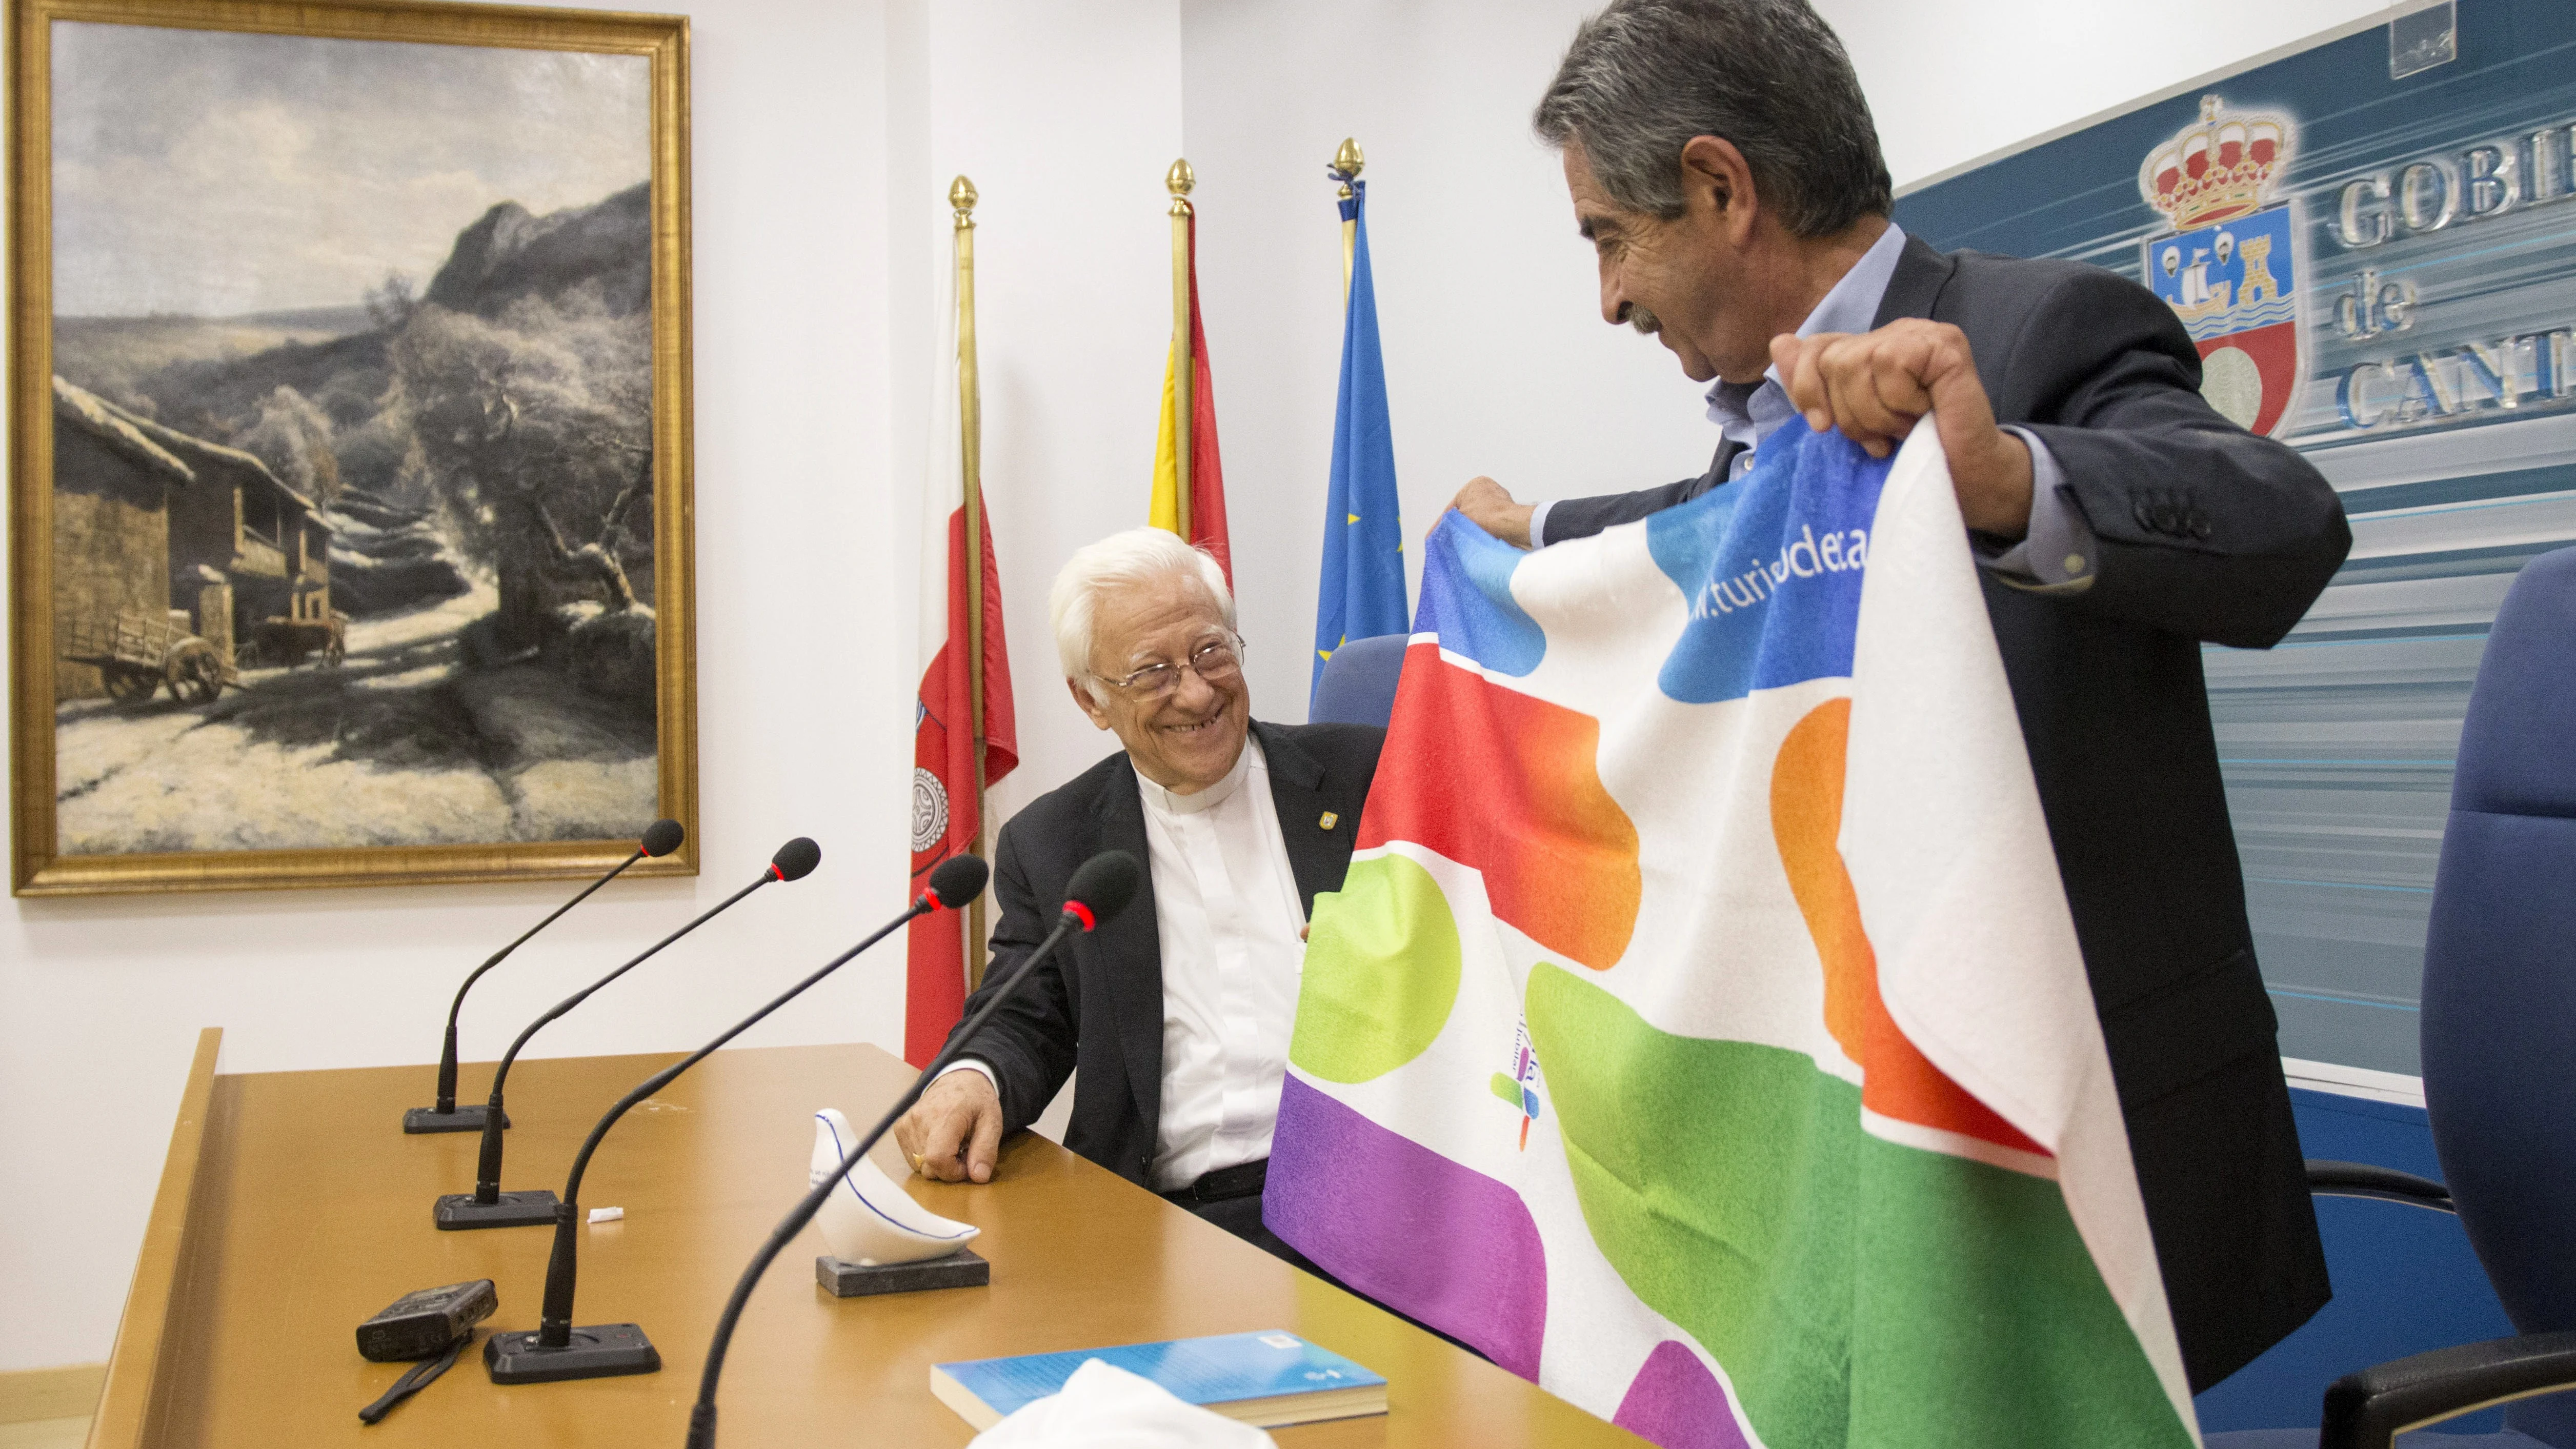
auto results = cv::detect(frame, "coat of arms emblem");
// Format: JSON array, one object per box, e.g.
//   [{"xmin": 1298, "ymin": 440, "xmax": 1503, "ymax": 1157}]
[{"xmin": 2140, "ymin": 95, "xmax": 2304, "ymax": 435}]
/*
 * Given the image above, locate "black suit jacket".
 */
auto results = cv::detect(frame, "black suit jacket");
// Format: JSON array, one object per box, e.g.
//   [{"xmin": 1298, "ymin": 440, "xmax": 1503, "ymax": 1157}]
[
  {"xmin": 945, "ymin": 720, "xmax": 1385, "ymax": 1190},
  {"xmin": 1546, "ymin": 235, "xmax": 2347, "ymax": 1390}
]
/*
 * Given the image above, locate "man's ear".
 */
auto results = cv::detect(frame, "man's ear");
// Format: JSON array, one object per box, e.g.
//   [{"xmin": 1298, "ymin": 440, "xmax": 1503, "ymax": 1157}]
[
  {"xmin": 1066, "ymin": 675, "xmax": 1112, "ymax": 731},
  {"xmin": 1679, "ymin": 134, "xmax": 1759, "ymax": 244}
]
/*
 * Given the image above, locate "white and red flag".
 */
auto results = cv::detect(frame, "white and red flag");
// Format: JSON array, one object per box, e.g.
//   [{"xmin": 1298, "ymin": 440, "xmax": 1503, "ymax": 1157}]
[{"xmin": 909, "ymin": 227, "xmax": 1016, "ymax": 1065}]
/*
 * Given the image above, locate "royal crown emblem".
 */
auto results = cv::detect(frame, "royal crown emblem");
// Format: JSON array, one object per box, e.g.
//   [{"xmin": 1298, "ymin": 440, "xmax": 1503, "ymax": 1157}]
[
  {"xmin": 2140, "ymin": 95, "xmax": 2289, "ymax": 228},
  {"xmin": 2140, "ymin": 94, "xmax": 2306, "ymax": 437}
]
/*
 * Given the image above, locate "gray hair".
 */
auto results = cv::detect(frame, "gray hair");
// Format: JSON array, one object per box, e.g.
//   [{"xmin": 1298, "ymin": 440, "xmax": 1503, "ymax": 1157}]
[
  {"xmin": 1050, "ymin": 527, "xmax": 1235, "ymax": 701},
  {"xmin": 1533, "ymin": 0, "xmax": 1891, "ymax": 237}
]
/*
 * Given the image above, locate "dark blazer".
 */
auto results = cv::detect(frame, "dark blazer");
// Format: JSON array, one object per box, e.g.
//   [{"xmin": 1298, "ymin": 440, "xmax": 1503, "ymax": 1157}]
[
  {"xmin": 945, "ymin": 720, "xmax": 1386, "ymax": 1190},
  {"xmin": 1546, "ymin": 235, "xmax": 2348, "ymax": 1391}
]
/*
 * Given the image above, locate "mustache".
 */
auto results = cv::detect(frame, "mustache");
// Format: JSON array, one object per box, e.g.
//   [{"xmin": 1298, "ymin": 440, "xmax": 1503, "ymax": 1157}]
[{"xmin": 1624, "ymin": 302, "xmax": 1662, "ymax": 337}]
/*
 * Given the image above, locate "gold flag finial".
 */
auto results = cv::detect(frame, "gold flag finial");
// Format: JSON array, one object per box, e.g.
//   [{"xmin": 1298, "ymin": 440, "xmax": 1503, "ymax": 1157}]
[
  {"xmin": 950, "ymin": 174, "xmax": 978, "ymax": 217},
  {"xmin": 1167, "ymin": 157, "xmax": 1196, "ymax": 215},
  {"xmin": 1332, "ymin": 137, "xmax": 1364, "ymax": 200}
]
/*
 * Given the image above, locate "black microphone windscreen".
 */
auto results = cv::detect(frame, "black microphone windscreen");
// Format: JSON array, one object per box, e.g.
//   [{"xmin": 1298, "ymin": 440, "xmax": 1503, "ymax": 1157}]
[
  {"xmin": 927, "ymin": 854, "xmax": 989, "ymax": 908},
  {"xmin": 1064, "ymin": 850, "xmax": 1143, "ymax": 924},
  {"xmin": 641, "ymin": 819, "xmax": 686, "ymax": 857},
  {"xmin": 770, "ymin": 837, "xmax": 821, "ymax": 881}
]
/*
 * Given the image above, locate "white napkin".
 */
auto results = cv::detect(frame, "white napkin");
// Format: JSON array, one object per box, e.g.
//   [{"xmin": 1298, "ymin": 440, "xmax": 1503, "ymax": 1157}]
[{"xmin": 967, "ymin": 1359, "xmax": 1278, "ymax": 1447}]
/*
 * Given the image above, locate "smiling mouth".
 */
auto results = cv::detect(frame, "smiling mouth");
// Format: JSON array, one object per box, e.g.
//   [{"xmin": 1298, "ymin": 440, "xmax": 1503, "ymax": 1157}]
[{"xmin": 1163, "ymin": 716, "xmax": 1220, "ymax": 736}]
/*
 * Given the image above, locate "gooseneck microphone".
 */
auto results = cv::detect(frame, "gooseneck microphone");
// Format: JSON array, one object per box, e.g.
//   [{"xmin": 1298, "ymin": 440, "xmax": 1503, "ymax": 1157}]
[
  {"xmin": 406, "ymin": 819, "xmax": 686, "ymax": 1134},
  {"xmin": 681, "ymin": 851, "xmax": 1142, "ymax": 1448},
  {"xmin": 433, "ymin": 838, "xmax": 821, "ymax": 1230},
  {"xmin": 481, "ymin": 854, "xmax": 990, "ymax": 1384}
]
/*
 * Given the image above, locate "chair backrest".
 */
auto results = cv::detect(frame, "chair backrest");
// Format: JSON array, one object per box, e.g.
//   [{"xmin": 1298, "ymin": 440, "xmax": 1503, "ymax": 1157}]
[
  {"xmin": 1309, "ymin": 633, "xmax": 1409, "ymax": 729},
  {"xmin": 2421, "ymin": 544, "xmax": 2576, "ymax": 1443}
]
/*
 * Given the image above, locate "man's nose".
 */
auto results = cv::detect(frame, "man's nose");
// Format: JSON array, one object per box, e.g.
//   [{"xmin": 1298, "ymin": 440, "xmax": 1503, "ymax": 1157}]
[
  {"xmin": 1171, "ymin": 663, "xmax": 1220, "ymax": 712},
  {"xmin": 1599, "ymin": 257, "xmax": 1628, "ymax": 327}
]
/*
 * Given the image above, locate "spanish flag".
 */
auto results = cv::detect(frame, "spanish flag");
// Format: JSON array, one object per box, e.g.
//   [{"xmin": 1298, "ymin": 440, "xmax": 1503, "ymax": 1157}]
[{"xmin": 1149, "ymin": 165, "xmax": 1231, "ymax": 582}]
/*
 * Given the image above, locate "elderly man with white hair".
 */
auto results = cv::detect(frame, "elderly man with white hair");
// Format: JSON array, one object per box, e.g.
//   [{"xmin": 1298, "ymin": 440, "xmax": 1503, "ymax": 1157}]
[{"xmin": 893, "ymin": 527, "xmax": 1385, "ymax": 1262}]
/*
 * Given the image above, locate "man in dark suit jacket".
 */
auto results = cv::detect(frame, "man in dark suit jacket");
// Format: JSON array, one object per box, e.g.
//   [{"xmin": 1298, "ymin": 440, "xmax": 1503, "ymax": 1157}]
[
  {"xmin": 1446, "ymin": 0, "xmax": 2349, "ymax": 1390},
  {"xmin": 893, "ymin": 527, "xmax": 1382, "ymax": 1263}
]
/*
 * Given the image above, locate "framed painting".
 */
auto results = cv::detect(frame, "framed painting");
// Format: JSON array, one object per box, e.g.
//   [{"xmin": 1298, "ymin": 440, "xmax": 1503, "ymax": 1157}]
[{"xmin": 7, "ymin": 0, "xmax": 695, "ymax": 894}]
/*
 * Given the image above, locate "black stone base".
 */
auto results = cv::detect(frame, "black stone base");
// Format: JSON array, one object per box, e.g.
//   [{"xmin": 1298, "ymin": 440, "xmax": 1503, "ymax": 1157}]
[{"xmin": 815, "ymin": 1248, "xmax": 989, "ymax": 1297}]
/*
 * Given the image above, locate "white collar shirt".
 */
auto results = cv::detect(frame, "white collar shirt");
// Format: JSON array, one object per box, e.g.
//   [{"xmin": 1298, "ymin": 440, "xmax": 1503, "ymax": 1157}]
[{"xmin": 1132, "ymin": 734, "xmax": 1310, "ymax": 1192}]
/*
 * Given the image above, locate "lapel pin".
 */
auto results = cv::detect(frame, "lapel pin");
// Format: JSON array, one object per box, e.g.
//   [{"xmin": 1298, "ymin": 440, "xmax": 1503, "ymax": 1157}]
[{"xmin": 1319, "ymin": 812, "xmax": 1339, "ymax": 831}]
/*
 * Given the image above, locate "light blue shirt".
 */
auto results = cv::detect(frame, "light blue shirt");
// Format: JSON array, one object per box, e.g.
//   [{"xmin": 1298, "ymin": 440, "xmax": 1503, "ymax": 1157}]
[{"xmin": 1531, "ymin": 222, "xmax": 2097, "ymax": 589}]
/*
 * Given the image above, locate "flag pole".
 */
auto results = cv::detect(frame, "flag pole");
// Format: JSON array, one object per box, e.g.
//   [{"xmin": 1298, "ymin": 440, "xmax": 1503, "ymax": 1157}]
[
  {"xmin": 1332, "ymin": 137, "xmax": 1364, "ymax": 301},
  {"xmin": 1166, "ymin": 158, "xmax": 1196, "ymax": 544},
  {"xmin": 951, "ymin": 174, "xmax": 991, "ymax": 990}
]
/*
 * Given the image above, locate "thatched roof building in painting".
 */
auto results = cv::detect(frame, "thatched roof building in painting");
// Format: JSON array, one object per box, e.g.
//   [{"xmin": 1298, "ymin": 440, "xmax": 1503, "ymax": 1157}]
[{"xmin": 50, "ymin": 376, "xmax": 333, "ymax": 700}]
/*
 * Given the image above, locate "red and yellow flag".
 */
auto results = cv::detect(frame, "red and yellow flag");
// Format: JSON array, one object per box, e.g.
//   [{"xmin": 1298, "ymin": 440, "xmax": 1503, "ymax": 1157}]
[{"xmin": 1149, "ymin": 167, "xmax": 1231, "ymax": 581}]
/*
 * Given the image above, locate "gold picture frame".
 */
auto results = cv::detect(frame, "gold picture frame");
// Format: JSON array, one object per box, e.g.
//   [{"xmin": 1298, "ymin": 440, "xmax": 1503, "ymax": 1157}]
[{"xmin": 8, "ymin": 0, "xmax": 696, "ymax": 894}]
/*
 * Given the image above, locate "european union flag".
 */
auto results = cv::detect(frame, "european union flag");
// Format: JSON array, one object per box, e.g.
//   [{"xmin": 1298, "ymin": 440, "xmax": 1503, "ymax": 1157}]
[{"xmin": 1312, "ymin": 175, "xmax": 1408, "ymax": 703}]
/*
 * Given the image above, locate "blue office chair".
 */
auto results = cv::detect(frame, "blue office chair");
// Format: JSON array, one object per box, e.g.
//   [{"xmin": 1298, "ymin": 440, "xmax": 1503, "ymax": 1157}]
[
  {"xmin": 2211, "ymin": 545, "xmax": 2576, "ymax": 1449},
  {"xmin": 1310, "ymin": 633, "xmax": 1410, "ymax": 728}
]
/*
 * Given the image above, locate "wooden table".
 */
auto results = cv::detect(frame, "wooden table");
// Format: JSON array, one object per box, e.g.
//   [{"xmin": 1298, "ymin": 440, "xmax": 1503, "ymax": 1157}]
[{"xmin": 93, "ymin": 1033, "xmax": 1642, "ymax": 1447}]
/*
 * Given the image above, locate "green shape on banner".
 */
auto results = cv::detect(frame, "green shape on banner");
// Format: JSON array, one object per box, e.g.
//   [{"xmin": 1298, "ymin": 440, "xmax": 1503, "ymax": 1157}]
[
  {"xmin": 1850, "ymin": 1142, "xmax": 2189, "ymax": 1448},
  {"xmin": 1526, "ymin": 961, "xmax": 2191, "ymax": 1449},
  {"xmin": 1527, "ymin": 960, "xmax": 1859, "ymax": 1448},
  {"xmin": 1290, "ymin": 853, "xmax": 1462, "ymax": 1083},
  {"xmin": 1490, "ymin": 1072, "xmax": 1523, "ymax": 1106}
]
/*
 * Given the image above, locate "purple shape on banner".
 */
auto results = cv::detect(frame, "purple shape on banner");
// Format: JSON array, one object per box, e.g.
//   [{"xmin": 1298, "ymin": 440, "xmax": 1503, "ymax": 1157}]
[
  {"xmin": 1612, "ymin": 1341, "xmax": 1750, "ymax": 1449},
  {"xmin": 1266, "ymin": 1075, "xmax": 1548, "ymax": 1379}
]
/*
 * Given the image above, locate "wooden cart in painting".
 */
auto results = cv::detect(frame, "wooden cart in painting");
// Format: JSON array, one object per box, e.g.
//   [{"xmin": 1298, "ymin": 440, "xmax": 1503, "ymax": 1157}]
[{"xmin": 59, "ymin": 607, "xmax": 231, "ymax": 703}]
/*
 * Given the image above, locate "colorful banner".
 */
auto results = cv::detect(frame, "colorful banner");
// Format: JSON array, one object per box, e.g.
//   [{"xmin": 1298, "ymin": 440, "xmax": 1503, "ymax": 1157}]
[{"xmin": 1268, "ymin": 424, "xmax": 2198, "ymax": 1448}]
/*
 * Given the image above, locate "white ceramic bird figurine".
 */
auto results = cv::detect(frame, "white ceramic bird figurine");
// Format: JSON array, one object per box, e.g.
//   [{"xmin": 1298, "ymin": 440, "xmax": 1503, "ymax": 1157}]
[{"xmin": 810, "ymin": 1107, "xmax": 981, "ymax": 1266}]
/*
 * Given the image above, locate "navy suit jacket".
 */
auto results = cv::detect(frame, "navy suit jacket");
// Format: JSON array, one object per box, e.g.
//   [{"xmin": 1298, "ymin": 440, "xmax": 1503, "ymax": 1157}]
[
  {"xmin": 943, "ymin": 721, "xmax": 1384, "ymax": 1190},
  {"xmin": 1544, "ymin": 234, "xmax": 2349, "ymax": 1390}
]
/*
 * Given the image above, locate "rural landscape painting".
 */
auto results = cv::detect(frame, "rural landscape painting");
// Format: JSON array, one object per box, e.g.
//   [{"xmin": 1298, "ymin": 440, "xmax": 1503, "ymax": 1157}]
[{"xmin": 9, "ymin": 1, "xmax": 695, "ymax": 894}]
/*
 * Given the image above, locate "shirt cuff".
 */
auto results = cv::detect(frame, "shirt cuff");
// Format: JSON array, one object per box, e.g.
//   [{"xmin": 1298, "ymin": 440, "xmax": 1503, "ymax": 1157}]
[
  {"xmin": 1527, "ymin": 499, "xmax": 1556, "ymax": 550},
  {"xmin": 939, "ymin": 1058, "xmax": 997, "ymax": 1092},
  {"xmin": 1974, "ymin": 428, "xmax": 2097, "ymax": 592}
]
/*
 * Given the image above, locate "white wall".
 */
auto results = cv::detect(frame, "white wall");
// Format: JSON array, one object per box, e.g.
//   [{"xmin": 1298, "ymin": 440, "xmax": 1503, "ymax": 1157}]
[
  {"xmin": 887, "ymin": 0, "xmax": 1186, "ymax": 827},
  {"xmin": 2, "ymin": 0, "xmax": 2406, "ymax": 1374},
  {"xmin": 1817, "ymin": 0, "xmax": 2391, "ymax": 189}
]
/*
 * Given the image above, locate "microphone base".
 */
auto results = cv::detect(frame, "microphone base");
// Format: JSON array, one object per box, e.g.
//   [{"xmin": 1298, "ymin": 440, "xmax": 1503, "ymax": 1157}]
[
  {"xmin": 483, "ymin": 1323, "xmax": 660, "ymax": 1383},
  {"xmin": 403, "ymin": 1104, "xmax": 509, "ymax": 1135},
  {"xmin": 433, "ymin": 1189, "xmax": 560, "ymax": 1230}
]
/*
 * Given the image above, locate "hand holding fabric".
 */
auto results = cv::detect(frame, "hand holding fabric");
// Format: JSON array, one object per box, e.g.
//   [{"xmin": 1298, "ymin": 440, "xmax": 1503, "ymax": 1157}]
[
  {"xmin": 1445, "ymin": 476, "xmax": 1535, "ymax": 550},
  {"xmin": 1771, "ymin": 321, "xmax": 2034, "ymax": 538}
]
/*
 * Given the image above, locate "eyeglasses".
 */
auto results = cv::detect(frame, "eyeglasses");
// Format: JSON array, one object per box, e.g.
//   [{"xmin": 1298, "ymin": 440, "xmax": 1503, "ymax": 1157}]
[{"xmin": 1096, "ymin": 635, "xmax": 1245, "ymax": 701}]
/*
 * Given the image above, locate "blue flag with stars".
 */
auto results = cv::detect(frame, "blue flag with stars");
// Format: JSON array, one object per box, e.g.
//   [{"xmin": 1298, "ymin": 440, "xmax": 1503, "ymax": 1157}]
[{"xmin": 1312, "ymin": 175, "xmax": 1408, "ymax": 702}]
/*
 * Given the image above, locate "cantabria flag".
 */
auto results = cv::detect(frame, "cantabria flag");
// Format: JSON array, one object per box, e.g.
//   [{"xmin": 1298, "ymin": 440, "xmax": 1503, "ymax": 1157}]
[{"xmin": 1266, "ymin": 422, "xmax": 2200, "ymax": 1449}]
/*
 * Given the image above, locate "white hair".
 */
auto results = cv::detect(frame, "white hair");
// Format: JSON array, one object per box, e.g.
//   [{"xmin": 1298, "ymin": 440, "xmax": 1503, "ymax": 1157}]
[{"xmin": 1050, "ymin": 527, "xmax": 1234, "ymax": 700}]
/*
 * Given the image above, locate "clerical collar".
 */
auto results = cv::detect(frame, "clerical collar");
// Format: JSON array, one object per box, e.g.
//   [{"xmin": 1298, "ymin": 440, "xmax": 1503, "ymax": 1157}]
[{"xmin": 1136, "ymin": 733, "xmax": 1260, "ymax": 817}]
